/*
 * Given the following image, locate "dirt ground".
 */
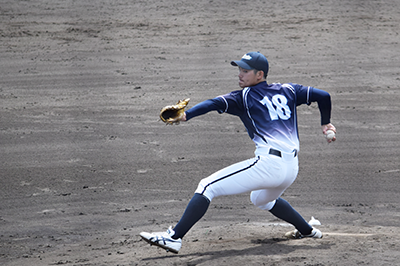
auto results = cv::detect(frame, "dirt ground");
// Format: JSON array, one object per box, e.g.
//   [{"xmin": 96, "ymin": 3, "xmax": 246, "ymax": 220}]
[{"xmin": 1, "ymin": 0, "xmax": 400, "ymax": 265}]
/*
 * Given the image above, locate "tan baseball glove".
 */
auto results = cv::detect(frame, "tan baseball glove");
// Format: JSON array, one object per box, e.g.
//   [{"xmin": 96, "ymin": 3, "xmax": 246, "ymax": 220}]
[{"xmin": 159, "ymin": 98, "xmax": 190, "ymax": 125}]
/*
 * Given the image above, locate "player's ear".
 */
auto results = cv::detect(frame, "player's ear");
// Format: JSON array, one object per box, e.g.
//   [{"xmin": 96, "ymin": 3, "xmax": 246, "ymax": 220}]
[{"xmin": 257, "ymin": 70, "xmax": 265, "ymax": 79}]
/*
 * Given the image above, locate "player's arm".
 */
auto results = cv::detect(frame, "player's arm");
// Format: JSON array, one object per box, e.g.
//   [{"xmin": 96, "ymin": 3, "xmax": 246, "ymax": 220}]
[
  {"xmin": 309, "ymin": 88, "xmax": 331, "ymax": 126},
  {"xmin": 309, "ymin": 88, "xmax": 336, "ymax": 142},
  {"xmin": 296, "ymin": 85, "xmax": 336, "ymax": 142},
  {"xmin": 183, "ymin": 97, "xmax": 227, "ymax": 121}
]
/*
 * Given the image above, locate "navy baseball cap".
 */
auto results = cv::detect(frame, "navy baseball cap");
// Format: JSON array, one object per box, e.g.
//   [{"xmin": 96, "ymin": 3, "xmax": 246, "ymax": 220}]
[{"xmin": 231, "ymin": 52, "xmax": 269, "ymax": 75}]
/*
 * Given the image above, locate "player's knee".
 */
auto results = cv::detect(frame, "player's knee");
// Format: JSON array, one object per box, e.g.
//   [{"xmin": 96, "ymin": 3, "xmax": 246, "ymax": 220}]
[
  {"xmin": 195, "ymin": 179, "xmax": 214, "ymax": 201},
  {"xmin": 250, "ymin": 191, "xmax": 276, "ymax": 211}
]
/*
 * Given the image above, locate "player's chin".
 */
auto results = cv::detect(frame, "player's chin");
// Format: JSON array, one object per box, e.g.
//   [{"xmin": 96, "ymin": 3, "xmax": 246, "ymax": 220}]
[{"xmin": 238, "ymin": 82, "xmax": 246, "ymax": 88}]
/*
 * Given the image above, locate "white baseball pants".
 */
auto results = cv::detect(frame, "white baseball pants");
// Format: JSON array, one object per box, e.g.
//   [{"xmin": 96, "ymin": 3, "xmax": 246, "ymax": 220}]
[{"xmin": 195, "ymin": 147, "xmax": 299, "ymax": 211}]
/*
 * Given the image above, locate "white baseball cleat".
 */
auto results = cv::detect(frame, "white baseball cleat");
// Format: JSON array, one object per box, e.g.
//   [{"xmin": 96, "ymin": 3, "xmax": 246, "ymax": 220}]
[
  {"xmin": 140, "ymin": 226, "xmax": 182, "ymax": 254},
  {"xmin": 285, "ymin": 227, "xmax": 323, "ymax": 239}
]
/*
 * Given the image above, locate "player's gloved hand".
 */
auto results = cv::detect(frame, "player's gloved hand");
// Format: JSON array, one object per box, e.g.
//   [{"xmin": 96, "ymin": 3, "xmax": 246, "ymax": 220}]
[
  {"xmin": 165, "ymin": 112, "xmax": 187, "ymax": 124},
  {"xmin": 321, "ymin": 123, "xmax": 336, "ymax": 143},
  {"xmin": 159, "ymin": 98, "xmax": 190, "ymax": 125}
]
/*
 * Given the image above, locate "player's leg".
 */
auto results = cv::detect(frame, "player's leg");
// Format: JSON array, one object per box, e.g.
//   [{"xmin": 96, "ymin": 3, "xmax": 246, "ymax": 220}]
[
  {"xmin": 249, "ymin": 154, "xmax": 321, "ymax": 238},
  {"xmin": 269, "ymin": 197, "xmax": 321, "ymax": 238},
  {"xmin": 171, "ymin": 193, "xmax": 210, "ymax": 239},
  {"xmin": 269, "ymin": 198, "xmax": 308, "ymax": 232},
  {"xmin": 250, "ymin": 187, "xmax": 321, "ymax": 237},
  {"xmin": 139, "ymin": 193, "xmax": 210, "ymax": 253},
  {"xmin": 251, "ymin": 193, "xmax": 313, "ymax": 235}
]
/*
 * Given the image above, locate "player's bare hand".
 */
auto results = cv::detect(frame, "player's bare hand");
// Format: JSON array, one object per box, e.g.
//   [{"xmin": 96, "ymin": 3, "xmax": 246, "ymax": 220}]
[
  {"xmin": 321, "ymin": 123, "xmax": 336, "ymax": 143},
  {"xmin": 181, "ymin": 112, "xmax": 187, "ymax": 122}
]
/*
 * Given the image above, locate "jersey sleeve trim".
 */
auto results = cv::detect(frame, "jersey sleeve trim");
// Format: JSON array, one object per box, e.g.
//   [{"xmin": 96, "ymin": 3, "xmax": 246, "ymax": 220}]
[
  {"xmin": 282, "ymin": 83, "xmax": 295, "ymax": 95},
  {"xmin": 218, "ymin": 95, "xmax": 229, "ymax": 113},
  {"xmin": 307, "ymin": 86, "xmax": 312, "ymax": 105}
]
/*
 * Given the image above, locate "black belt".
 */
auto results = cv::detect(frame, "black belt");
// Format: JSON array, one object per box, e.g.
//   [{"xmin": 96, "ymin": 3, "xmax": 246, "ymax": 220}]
[{"xmin": 269, "ymin": 148, "xmax": 297, "ymax": 158}]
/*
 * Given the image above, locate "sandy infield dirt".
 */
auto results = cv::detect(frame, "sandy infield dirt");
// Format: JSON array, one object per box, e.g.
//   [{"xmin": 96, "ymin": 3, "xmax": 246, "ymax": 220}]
[{"xmin": 1, "ymin": 0, "xmax": 400, "ymax": 265}]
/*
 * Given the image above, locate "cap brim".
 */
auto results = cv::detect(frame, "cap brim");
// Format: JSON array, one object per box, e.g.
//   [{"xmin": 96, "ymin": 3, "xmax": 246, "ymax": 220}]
[{"xmin": 231, "ymin": 60, "xmax": 253, "ymax": 70}]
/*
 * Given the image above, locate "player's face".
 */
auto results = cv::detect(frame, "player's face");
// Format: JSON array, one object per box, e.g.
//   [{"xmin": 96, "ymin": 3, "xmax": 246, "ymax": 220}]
[{"xmin": 237, "ymin": 67, "xmax": 263, "ymax": 88}]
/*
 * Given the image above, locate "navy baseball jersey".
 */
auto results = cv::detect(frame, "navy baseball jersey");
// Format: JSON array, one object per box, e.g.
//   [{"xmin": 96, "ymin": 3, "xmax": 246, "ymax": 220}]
[{"xmin": 185, "ymin": 81, "xmax": 331, "ymax": 153}]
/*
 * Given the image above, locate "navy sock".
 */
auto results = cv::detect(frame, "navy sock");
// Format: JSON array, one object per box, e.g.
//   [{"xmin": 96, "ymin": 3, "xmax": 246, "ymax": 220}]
[
  {"xmin": 172, "ymin": 193, "xmax": 210, "ymax": 239},
  {"xmin": 269, "ymin": 197, "xmax": 312, "ymax": 235}
]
